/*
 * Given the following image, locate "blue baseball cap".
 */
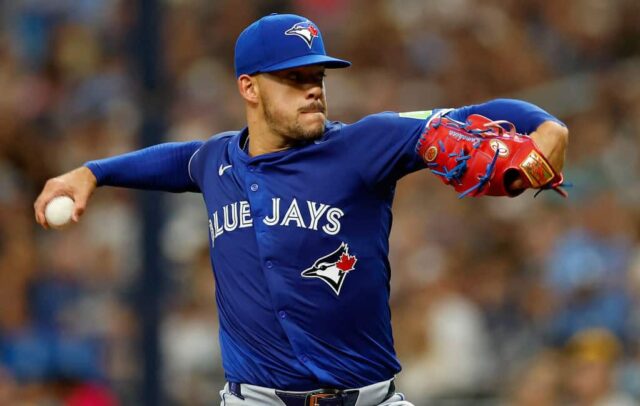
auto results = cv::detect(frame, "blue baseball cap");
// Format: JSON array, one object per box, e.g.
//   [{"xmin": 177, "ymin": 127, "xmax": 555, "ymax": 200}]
[{"xmin": 234, "ymin": 13, "xmax": 351, "ymax": 77}]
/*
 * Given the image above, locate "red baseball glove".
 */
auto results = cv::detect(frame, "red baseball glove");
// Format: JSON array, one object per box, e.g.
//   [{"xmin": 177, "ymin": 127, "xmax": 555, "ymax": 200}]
[{"xmin": 416, "ymin": 113, "xmax": 566, "ymax": 198}]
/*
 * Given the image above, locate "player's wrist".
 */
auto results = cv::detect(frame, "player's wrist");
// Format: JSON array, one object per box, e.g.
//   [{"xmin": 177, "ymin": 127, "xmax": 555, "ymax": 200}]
[
  {"xmin": 79, "ymin": 165, "xmax": 99, "ymax": 188},
  {"xmin": 530, "ymin": 121, "xmax": 569, "ymax": 173}
]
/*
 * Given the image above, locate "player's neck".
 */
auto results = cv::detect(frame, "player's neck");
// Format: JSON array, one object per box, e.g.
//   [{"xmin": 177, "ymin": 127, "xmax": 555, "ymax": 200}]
[{"xmin": 246, "ymin": 121, "xmax": 295, "ymax": 157}]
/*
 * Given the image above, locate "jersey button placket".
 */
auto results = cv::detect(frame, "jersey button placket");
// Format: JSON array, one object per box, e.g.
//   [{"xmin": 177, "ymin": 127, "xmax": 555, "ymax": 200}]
[{"xmin": 250, "ymin": 183, "xmax": 258, "ymax": 192}]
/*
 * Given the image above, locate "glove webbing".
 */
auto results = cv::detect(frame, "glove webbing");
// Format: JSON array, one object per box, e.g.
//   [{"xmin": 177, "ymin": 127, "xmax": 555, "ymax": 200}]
[{"xmin": 423, "ymin": 118, "xmax": 500, "ymax": 198}]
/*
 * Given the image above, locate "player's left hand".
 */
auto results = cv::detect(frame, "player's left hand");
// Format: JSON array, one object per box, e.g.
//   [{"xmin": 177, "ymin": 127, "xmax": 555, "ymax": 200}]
[
  {"xmin": 418, "ymin": 114, "xmax": 568, "ymax": 198},
  {"xmin": 506, "ymin": 120, "xmax": 568, "ymax": 193}
]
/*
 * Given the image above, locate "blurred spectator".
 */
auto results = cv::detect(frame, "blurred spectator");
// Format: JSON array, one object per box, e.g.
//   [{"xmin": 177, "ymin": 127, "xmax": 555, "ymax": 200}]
[
  {"xmin": 504, "ymin": 351, "xmax": 562, "ymax": 406},
  {"xmin": 397, "ymin": 266, "xmax": 494, "ymax": 402},
  {"xmin": 544, "ymin": 194, "xmax": 634, "ymax": 345},
  {"xmin": 563, "ymin": 328, "xmax": 635, "ymax": 406}
]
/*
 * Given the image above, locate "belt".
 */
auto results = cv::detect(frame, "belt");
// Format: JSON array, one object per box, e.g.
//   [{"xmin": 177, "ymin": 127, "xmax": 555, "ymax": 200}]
[{"xmin": 229, "ymin": 380, "xmax": 395, "ymax": 406}]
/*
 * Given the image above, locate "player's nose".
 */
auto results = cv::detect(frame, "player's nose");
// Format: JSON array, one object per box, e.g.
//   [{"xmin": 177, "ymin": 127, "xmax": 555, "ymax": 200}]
[{"xmin": 305, "ymin": 83, "xmax": 323, "ymax": 100}]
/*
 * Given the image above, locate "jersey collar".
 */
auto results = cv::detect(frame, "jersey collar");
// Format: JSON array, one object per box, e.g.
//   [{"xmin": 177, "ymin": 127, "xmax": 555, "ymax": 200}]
[{"xmin": 231, "ymin": 121, "xmax": 340, "ymax": 164}]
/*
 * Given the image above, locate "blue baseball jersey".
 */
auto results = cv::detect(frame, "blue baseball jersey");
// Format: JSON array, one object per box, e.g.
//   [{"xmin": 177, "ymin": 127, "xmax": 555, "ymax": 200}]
[
  {"xmin": 84, "ymin": 99, "xmax": 560, "ymax": 391},
  {"xmin": 187, "ymin": 112, "xmax": 427, "ymax": 390}
]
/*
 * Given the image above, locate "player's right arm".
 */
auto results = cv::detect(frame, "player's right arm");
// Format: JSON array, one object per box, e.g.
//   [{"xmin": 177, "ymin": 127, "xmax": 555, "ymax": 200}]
[{"xmin": 34, "ymin": 141, "xmax": 202, "ymax": 229}]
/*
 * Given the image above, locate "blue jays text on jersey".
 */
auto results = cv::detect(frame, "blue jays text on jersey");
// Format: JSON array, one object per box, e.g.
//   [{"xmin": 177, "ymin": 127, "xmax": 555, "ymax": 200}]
[
  {"xmin": 207, "ymin": 197, "xmax": 345, "ymax": 247},
  {"xmin": 84, "ymin": 99, "xmax": 559, "ymax": 391}
]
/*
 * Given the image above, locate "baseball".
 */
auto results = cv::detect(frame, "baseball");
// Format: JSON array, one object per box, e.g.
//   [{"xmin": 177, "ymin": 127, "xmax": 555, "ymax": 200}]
[{"xmin": 45, "ymin": 196, "xmax": 75, "ymax": 228}]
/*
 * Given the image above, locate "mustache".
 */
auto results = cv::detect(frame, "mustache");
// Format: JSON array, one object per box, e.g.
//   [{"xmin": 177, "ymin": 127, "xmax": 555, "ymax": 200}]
[{"xmin": 299, "ymin": 102, "xmax": 325, "ymax": 114}]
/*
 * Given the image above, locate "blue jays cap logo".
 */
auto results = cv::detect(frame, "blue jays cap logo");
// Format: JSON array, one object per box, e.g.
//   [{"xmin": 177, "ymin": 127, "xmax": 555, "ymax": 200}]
[
  {"xmin": 285, "ymin": 22, "xmax": 319, "ymax": 48},
  {"xmin": 301, "ymin": 243, "xmax": 357, "ymax": 295}
]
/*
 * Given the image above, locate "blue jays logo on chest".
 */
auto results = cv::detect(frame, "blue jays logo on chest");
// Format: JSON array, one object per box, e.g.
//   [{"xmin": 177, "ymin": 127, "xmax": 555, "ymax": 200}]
[
  {"xmin": 301, "ymin": 243, "xmax": 357, "ymax": 295},
  {"xmin": 285, "ymin": 22, "xmax": 319, "ymax": 48}
]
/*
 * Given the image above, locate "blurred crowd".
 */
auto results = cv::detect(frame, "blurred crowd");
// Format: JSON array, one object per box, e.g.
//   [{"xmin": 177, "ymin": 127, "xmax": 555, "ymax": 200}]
[{"xmin": 0, "ymin": 0, "xmax": 639, "ymax": 405}]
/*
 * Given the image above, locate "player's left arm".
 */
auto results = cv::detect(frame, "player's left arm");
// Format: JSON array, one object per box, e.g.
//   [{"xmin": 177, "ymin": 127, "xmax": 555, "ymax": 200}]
[
  {"xmin": 445, "ymin": 98, "xmax": 569, "ymax": 191},
  {"xmin": 343, "ymin": 99, "xmax": 568, "ymax": 192}
]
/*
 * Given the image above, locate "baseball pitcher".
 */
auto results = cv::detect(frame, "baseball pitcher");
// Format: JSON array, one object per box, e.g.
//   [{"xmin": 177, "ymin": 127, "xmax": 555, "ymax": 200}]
[{"xmin": 34, "ymin": 13, "xmax": 568, "ymax": 406}]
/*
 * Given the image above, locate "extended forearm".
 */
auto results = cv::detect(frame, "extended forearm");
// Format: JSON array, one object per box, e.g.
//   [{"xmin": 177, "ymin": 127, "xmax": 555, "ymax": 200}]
[
  {"xmin": 85, "ymin": 141, "xmax": 203, "ymax": 192},
  {"xmin": 447, "ymin": 98, "xmax": 564, "ymax": 134}
]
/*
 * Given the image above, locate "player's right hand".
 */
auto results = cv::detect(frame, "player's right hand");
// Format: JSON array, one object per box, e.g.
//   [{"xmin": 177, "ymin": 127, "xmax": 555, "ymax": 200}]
[{"xmin": 34, "ymin": 166, "xmax": 98, "ymax": 229}]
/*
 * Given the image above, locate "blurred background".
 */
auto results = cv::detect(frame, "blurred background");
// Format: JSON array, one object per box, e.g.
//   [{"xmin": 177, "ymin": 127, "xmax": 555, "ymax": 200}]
[{"xmin": 1, "ymin": 0, "xmax": 639, "ymax": 405}]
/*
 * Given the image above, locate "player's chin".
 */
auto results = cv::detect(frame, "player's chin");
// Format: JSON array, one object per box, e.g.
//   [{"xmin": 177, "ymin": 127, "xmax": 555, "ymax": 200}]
[{"xmin": 298, "ymin": 114, "xmax": 325, "ymax": 138}]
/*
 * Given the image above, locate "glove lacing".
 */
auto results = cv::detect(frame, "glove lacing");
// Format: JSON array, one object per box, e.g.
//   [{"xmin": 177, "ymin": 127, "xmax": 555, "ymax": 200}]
[{"xmin": 423, "ymin": 116, "xmax": 501, "ymax": 198}]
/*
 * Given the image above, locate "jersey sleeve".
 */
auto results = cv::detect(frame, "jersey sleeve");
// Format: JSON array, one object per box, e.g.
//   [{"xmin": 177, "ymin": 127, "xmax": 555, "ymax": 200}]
[
  {"xmin": 342, "ymin": 111, "xmax": 439, "ymax": 188},
  {"xmin": 84, "ymin": 141, "xmax": 203, "ymax": 193},
  {"xmin": 445, "ymin": 98, "xmax": 565, "ymax": 134}
]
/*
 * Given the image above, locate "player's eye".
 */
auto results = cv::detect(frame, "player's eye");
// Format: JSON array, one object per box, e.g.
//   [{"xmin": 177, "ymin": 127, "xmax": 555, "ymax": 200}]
[
  {"xmin": 287, "ymin": 73, "xmax": 301, "ymax": 82},
  {"xmin": 284, "ymin": 71, "xmax": 325, "ymax": 86}
]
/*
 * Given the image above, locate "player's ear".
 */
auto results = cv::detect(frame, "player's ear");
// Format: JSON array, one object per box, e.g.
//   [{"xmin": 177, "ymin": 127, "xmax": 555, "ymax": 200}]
[{"xmin": 237, "ymin": 74, "xmax": 259, "ymax": 104}]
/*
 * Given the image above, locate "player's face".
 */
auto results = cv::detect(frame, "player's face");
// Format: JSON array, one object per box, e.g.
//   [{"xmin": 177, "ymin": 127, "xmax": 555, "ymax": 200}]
[{"xmin": 256, "ymin": 66, "xmax": 327, "ymax": 142}]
